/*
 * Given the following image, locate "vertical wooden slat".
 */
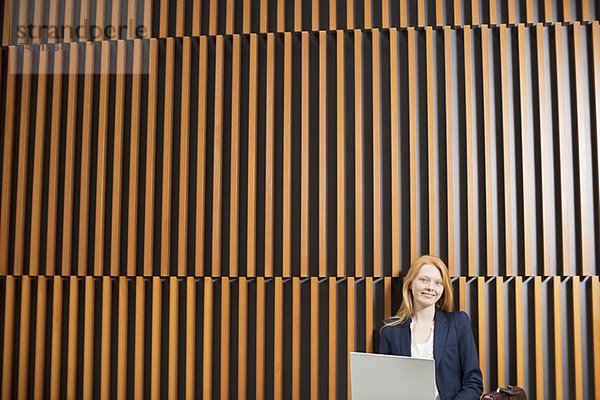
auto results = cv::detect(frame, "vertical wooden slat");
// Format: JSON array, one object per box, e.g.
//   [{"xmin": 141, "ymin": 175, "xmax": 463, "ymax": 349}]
[
  {"xmin": 418, "ymin": 0, "xmax": 424, "ymax": 27},
  {"xmin": 572, "ymin": 277, "xmax": 583, "ymax": 399},
  {"xmin": 221, "ymin": 278, "xmax": 231, "ymax": 399},
  {"xmin": 550, "ymin": 277, "xmax": 562, "ymax": 397},
  {"xmin": 111, "ymin": 41, "xmax": 127, "ymax": 276},
  {"xmin": 310, "ymin": 278, "xmax": 319, "ymax": 399},
  {"xmin": 337, "ymin": 30, "xmax": 346, "ymax": 278},
  {"xmin": 196, "ymin": 36, "xmax": 208, "ymax": 276},
  {"xmin": 2, "ymin": 0, "xmax": 12, "ymax": 44},
  {"xmin": 61, "ymin": 43, "xmax": 79, "ymax": 275},
  {"xmin": 162, "ymin": 37, "xmax": 175, "ymax": 276},
  {"xmin": 78, "ymin": 42, "xmax": 95, "ymax": 276},
  {"xmin": 384, "ymin": 277, "xmax": 392, "ymax": 319},
  {"xmin": 110, "ymin": 0, "xmax": 122, "ymax": 38},
  {"xmin": 347, "ymin": 277, "xmax": 355, "ymax": 398},
  {"xmin": 499, "ymin": 25, "xmax": 513, "ymax": 275},
  {"xmin": 553, "ymin": 24, "xmax": 570, "ymax": 275},
  {"xmin": 526, "ymin": 0, "xmax": 533, "ymax": 24},
  {"xmin": 185, "ymin": 277, "xmax": 196, "ymax": 400},
  {"xmin": 79, "ymin": 0, "xmax": 90, "ymax": 42},
  {"xmin": 544, "ymin": 0, "xmax": 552, "ymax": 23},
  {"xmin": 117, "ymin": 278, "xmax": 128, "ymax": 400},
  {"xmin": 330, "ymin": 0, "xmax": 336, "ymax": 29},
  {"xmin": 591, "ymin": 276, "xmax": 600, "ymax": 398},
  {"xmin": 128, "ymin": 0, "xmax": 138, "ymax": 38},
  {"xmin": 489, "ymin": 0, "xmax": 496, "ymax": 25},
  {"xmin": 426, "ymin": 27, "xmax": 436, "ymax": 254},
  {"xmin": 444, "ymin": 26, "xmax": 455, "ymax": 275},
  {"xmin": 13, "ymin": 49, "xmax": 33, "ymax": 274},
  {"xmin": 508, "ymin": 0, "xmax": 515, "ymax": 25},
  {"xmin": 226, "ymin": 0, "xmax": 235, "ymax": 33},
  {"xmin": 301, "ymin": 32, "xmax": 310, "ymax": 277},
  {"xmin": 239, "ymin": 277, "xmax": 248, "ymax": 400},
  {"xmin": 534, "ymin": 276, "xmax": 544, "ymax": 399},
  {"xmin": 535, "ymin": 24, "xmax": 551, "ymax": 276},
  {"xmin": 354, "ymin": 29, "xmax": 364, "ymax": 277},
  {"xmin": 16, "ymin": 278, "xmax": 32, "ymax": 400},
  {"xmin": 453, "ymin": 0, "xmax": 460, "ymax": 27},
  {"xmin": 319, "ymin": 31, "xmax": 328, "ymax": 277},
  {"xmin": 49, "ymin": 278, "xmax": 63, "ymax": 400},
  {"xmin": 471, "ymin": 0, "xmax": 479, "ymax": 25},
  {"xmin": 178, "ymin": 38, "xmax": 191, "ymax": 276},
  {"xmin": 347, "ymin": 0, "xmax": 354, "ymax": 28},
  {"xmin": 0, "ymin": 47, "xmax": 16, "ymax": 273},
  {"xmin": 517, "ymin": 24, "xmax": 533, "ymax": 275},
  {"xmin": 408, "ymin": 27, "xmax": 418, "ymax": 262},
  {"xmin": 283, "ymin": 32, "xmax": 292, "ymax": 277},
  {"xmin": 594, "ymin": 23, "xmax": 600, "ymax": 265},
  {"xmin": 83, "ymin": 277, "xmax": 95, "ymax": 399},
  {"xmin": 495, "ymin": 277, "xmax": 504, "ymax": 387},
  {"xmin": 33, "ymin": 277, "xmax": 47, "ymax": 399},
  {"xmin": 464, "ymin": 26, "xmax": 476, "ymax": 275},
  {"xmin": 96, "ymin": 0, "xmax": 107, "ymax": 39},
  {"xmin": 390, "ymin": 28, "xmax": 400, "ymax": 277},
  {"xmin": 151, "ymin": 277, "xmax": 162, "ymax": 400},
  {"xmin": 212, "ymin": 35, "xmax": 225, "ymax": 276},
  {"xmin": 476, "ymin": 277, "xmax": 485, "ymax": 390},
  {"xmin": 261, "ymin": 0, "xmax": 268, "ymax": 31},
  {"xmin": 160, "ymin": 0, "xmax": 169, "ymax": 36},
  {"xmin": 247, "ymin": 34, "xmax": 258, "ymax": 277},
  {"xmin": 366, "ymin": 277, "xmax": 373, "ymax": 352},
  {"xmin": 230, "ymin": 35, "xmax": 241, "ymax": 277},
  {"xmin": 313, "ymin": 0, "xmax": 320, "ymax": 30},
  {"xmin": 257, "ymin": 277, "xmax": 266, "ymax": 399},
  {"xmin": 563, "ymin": 0, "xmax": 570, "ymax": 22},
  {"xmin": 128, "ymin": 40, "xmax": 142, "ymax": 274},
  {"xmin": 274, "ymin": 278, "xmax": 283, "ymax": 400},
  {"xmin": 95, "ymin": 42, "xmax": 112, "ymax": 274},
  {"xmin": 100, "ymin": 277, "xmax": 112, "ymax": 400},
  {"xmin": 193, "ymin": 0, "xmax": 201, "ymax": 35},
  {"xmin": 1, "ymin": 277, "xmax": 15, "ymax": 398},
  {"xmin": 176, "ymin": 0, "xmax": 185, "ymax": 36},
  {"xmin": 292, "ymin": 278, "xmax": 301, "ymax": 399},
  {"xmin": 244, "ymin": 0, "xmax": 252, "ymax": 33},
  {"xmin": 458, "ymin": 277, "xmax": 466, "ymax": 311},
  {"xmin": 482, "ymin": 25, "xmax": 494, "ymax": 275},
  {"xmin": 515, "ymin": 276, "xmax": 524, "ymax": 387},
  {"xmin": 295, "ymin": 0, "xmax": 301, "ymax": 31},
  {"xmin": 134, "ymin": 277, "xmax": 145, "ymax": 399},
  {"xmin": 144, "ymin": 39, "xmax": 158, "ymax": 275},
  {"xmin": 66, "ymin": 277, "xmax": 79, "ymax": 398},
  {"xmin": 373, "ymin": 29, "xmax": 382, "ymax": 276},
  {"xmin": 168, "ymin": 277, "xmax": 179, "ymax": 400},
  {"xmin": 265, "ymin": 33, "xmax": 276, "ymax": 277},
  {"xmin": 203, "ymin": 277, "xmax": 213, "ymax": 399},
  {"xmin": 435, "ymin": 0, "xmax": 442, "ymax": 26},
  {"xmin": 29, "ymin": 49, "xmax": 49, "ymax": 274},
  {"xmin": 329, "ymin": 278, "xmax": 337, "ymax": 399},
  {"xmin": 572, "ymin": 22, "xmax": 590, "ymax": 276},
  {"xmin": 278, "ymin": 0, "xmax": 285, "ymax": 31}
]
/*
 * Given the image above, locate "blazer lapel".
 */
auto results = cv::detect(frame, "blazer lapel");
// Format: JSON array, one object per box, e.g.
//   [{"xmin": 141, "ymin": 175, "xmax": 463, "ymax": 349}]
[
  {"xmin": 433, "ymin": 310, "xmax": 448, "ymax": 370},
  {"xmin": 398, "ymin": 319, "xmax": 411, "ymax": 356}
]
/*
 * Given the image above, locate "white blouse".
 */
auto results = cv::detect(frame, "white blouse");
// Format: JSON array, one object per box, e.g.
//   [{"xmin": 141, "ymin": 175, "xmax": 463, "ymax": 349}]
[{"xmin": 410, "ymin": 322, "xmax": 440, "ymax": 400}]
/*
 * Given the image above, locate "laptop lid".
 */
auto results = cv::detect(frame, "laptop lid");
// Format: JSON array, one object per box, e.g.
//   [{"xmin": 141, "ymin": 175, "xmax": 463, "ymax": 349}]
[{"xmin": 349, "ymin": 352, "xmax": 436, "ymax": 400}]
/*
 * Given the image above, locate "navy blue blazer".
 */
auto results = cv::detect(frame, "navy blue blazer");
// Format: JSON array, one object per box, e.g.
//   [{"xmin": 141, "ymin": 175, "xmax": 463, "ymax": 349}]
[{"xmin": 379, "ymin": 310, "xmax": 483, "ymax": 400}]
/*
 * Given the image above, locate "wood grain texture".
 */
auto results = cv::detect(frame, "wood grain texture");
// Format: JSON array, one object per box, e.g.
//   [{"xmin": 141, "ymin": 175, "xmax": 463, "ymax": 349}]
[
  {"xmin": 1, "ymin": 277, "xmax": 15, "ymax": 399},
  {"xmin": 128, "ymin": 40, "xmax": 142, "ymax": 275},
  {"xmin": 212, "ymin": 35, "xmax": 225, "ymax": 277},
  {"xmin": 563, "ymin": 0, "xmax": 570, "ymax": 22},
  {"xmin": 16, "ymin": 278, "xmax": 31, "ymax": 399},
  {"xmin": 261, "ymin": 0, "xmax": 268, "ymax": 31},
  {"xmin": 508, "ymin": 0, "xmax": 515, "ymax": 25},
  {"xmin": 100, "ymin": 277, "xmax": 112, "ymax": 400},
  {"xmin": 426, "ymin": 27, "xmax": 436, "ymax": 255},
  {"xmin": 244, "ymin": 0, "xmax": 252, "ymax": 33},
  {"xmin": 178, "ymin": 37, "xmax": 192, "ymax": 276},
  {"xmin": 476, "ymin": 277, "xmax": 486, "ymax": 390},
  {"xmin": 151, "ymin": 277, "xmax": 162, "ymax": 400},
  {"xmin": 176, "ymin": 0, "xmax": 185, "ymax": 36},
  {"xmin": 311, "ymin": 278, "xmax": 319, "ymax": 398},
  {"xmin": 515, "ymin": 276, "xmax": 524, "ymax": 387},
  {"xmin": 544, "ymin": 0, "xmax": 552, "ymax": 23},
  {"xmin": 30, "ymin": 276, "xmax": 48, "ymax": 399},
  {"xmin": 572, "ymin": 276, "xmax": 583, "ymax": 400},
  {"xmin": 329, "ymin": 278, "xmax": 337, "ymax": 399},
  {"xmin": 552, "ymin": 276, "xmax": 562, "ymax": 399},
  {"xmin": 221, "ymin": 279, "xmax": 231, "ymax": 399},
  {"xmin": 295, "ymin": 0, "xmax": 301, "ymax": 31},
  {"xmin": 283, "ymin": 33, "xmax": 292, "ymax": 277},
  {"xmin": 278, "ymin": 0, "xmax": 284, "ymax": 31},
  {"xmin": 312, "ymin": 0, "xmax": 320, "ymax": 29},
  {"xmin": 526, "ymin": 0, "xmax": 533, "ymax": 24},
  {"xmin": 320, "ymin": 31, "xmax": 328, "ymax": 277},
  {"xmin": 489, "ymin": 0, "xmax": 496, "ymax": 25},
  {"xmin": 193, "ymin": 0, "xmax": 201, "ymax": 35},
  {"xmin": 594, "ymin": 23, "xmax": 600, "ymax": 268},
  {"xmin": 256, "ymin": 278, "xmax": 266, "ymax": 399},
  {"xmin": 1, "ymin": 0, "xmax": 11, "ymax": 44},
  {"xmin": 274, "ymin": 278, "xmax": 283, "ymax": 400},
  {"xmin": 185, "ymin": 278, "xmax": 196, "ymax": 400},
  {"xmin": 128, "ymin": 0, "xmax": 138, "ymax": 38},
  {"xmin": 162, "ymin": 38, "xmax": 175, "ymax": 276},
  {"xmin": 239, "ymin": 277, "xmax": 248, "ymax": 400},
  {"xmin": 533, "ymin": 276, "xmax": 543, "ymax": 399},
  {"xmin": 78, "ymin": 42, "xmax": 95, "ymax": 276},
  {"xmin": 160, "ymin": 0, "xmax": 169, "ymax": 36},
  {"xmin": 337, "ymin": 30, "xmax": 346, "ymax": 278},
  {"xmin": 464, "ymin": 26, "xmax": 475, "ymax": 276},
  {"xmin": 230, "ymin": 35, "xmax": 242, "ymax": 277},
  {"xmin": 471, "ymin": 0, "xmax": 479, "ymax": 25},
  {"xmin": 14, "ymin": 50, "xmax": 33, "ymax": 274},
  {"xmin": 591, "ymin": 276, "xmax": 600, "ymax": 398},
  {"xmin": 373, "ymin": 29, "xmax": 382, "ymax": 276},
  {"xmin": 454, "ymin": 0, "xmax": 461, "ymax": 26},
  {"xmin": 49, "ymin": 278, "xmax": 63, "ymax": 400},
  {"xmin": 302, "ymin": 32, "xmax": 310, "ymax": 277},
  {"xmin": 366, "ymin": 277, "xmax": 373, "ymax": 352},
  {"xmin": 226, "ymin": 0, "xmax": 235, "ymax": 33},
  {"xmin": 418, "ymin": 0, "xmax": 424, "ymax": 27},
  {"xmin": 459, "ymin": 277, "xmax": 466, "ymax": 312},
  {"xmin": 408, "ymin": 27, "xmax": 418, "ymax": 262},
  {"xmin": 399, "ymin": 0, "xmax": 406, "ymax": 27},
  {"xmin": 292, "ymin": 278, "xmax": 301, "ymax": 398},
  {"xmin": 134, "ymin": 278, "xmax": 145, "ymax": 400},
  {"xmin": 169, "ymin": 278, "xmax": 179, "ymax": 400},
  {"xmin": 354, "ymin": 30, "xmax": 364, "ymax": 276},
  {"xmin": 145, "ymin": 39, "xmax": 158, "ymax": 276},
  {"xmin": 196, "ymin": 37, "xmax": 208, "ymax": 276},
  {"xmin": 248, "ymin": 34, "xmax": 259, "ymax": 277},
  {"xmin": 265, "ymin": 33, "xmax": 276, "ymax": 277},
  {"xmin": 436, "ymin": 0, "xmax": 443, "ymax": 26},
  {"xmin": 347, "ymin": 277, "xmax": 355, "ymax": 398},
  {"xmin": 390, "ymin": 28, "xmax": 400, "ymax": 277},
  {"xmin": 83, "ymin": 277, "xmax": 95, "ymax": 399},
  {"xmin": 444, "ymin": 26, "xmax": 455, "ymax": 275},
  {"xmin": 481, "ymin": 25, "xmax": 494, "ymax": 275},
  {"xmin": 495, "ymin": 277, "xmax": 504, "ymax": 387},
  {"xmin": 66, "ymin": 277, "xmax": 79, "ymax": 398},
  {"xmin": 203, "ymin": 277, "xmax": 213, "ymax": 399}
]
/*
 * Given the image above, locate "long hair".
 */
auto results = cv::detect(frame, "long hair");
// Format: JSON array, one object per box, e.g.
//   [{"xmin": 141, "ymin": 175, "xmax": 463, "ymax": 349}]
[{"xmin": 382, "ymin": 255, "xmax": 454, "ymax": 329}]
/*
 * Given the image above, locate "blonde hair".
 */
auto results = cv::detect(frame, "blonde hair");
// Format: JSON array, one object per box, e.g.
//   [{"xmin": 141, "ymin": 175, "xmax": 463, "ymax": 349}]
[{"xmin": 383, "ymin": 255, "xmax": 454, "ymax": 329}]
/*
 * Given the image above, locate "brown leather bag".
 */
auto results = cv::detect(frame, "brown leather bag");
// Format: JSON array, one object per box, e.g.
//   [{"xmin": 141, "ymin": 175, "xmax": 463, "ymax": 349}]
[{"xmin": 481, "ymin": 385, "xmax": 527, "ymax": 400}]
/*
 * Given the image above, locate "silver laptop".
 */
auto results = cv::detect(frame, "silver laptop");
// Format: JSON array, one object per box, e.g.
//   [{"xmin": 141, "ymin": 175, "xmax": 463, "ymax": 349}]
[{"xmin": 349, "ymin": 352, "xmax": 436, "ymax": 400}]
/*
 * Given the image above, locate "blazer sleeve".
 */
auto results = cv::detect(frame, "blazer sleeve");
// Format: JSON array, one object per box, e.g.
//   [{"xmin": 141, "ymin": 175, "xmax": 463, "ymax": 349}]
[
  {"xmin": 379, "ymin": 324, "xmax": 393, "ymax": 354},
  {"xmin": 452, "ymin": 312, "xmax": 484, "ymax": 400}
]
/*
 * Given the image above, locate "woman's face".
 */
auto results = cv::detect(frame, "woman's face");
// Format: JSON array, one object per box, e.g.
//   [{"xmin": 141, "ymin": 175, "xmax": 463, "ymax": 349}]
[{"xmin": 410, "ymin": 263, "xmax": 444, "ymax": 310}]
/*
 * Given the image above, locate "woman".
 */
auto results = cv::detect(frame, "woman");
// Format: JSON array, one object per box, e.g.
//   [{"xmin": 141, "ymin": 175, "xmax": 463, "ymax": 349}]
[{"xmin": 379, "ymin": 255, "xmax": 483, "ymax": 400}]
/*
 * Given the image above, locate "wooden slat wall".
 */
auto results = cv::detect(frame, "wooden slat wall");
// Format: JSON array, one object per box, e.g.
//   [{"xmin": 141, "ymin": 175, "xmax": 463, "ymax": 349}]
[{"xmin": 2, "ymin": 5, "xmax": 600, "ymax": 400}]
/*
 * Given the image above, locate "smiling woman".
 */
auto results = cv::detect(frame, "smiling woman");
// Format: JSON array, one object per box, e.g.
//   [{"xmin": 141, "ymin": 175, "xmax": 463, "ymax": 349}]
[{"xmin": 380, "ymin": 255, "xmax": 483, "ymax": 400}]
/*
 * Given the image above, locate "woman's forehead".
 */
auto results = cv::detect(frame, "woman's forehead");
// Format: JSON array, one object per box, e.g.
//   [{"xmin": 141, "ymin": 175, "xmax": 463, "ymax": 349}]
[{"xmin": 416, "ymin": 263, "xmax": 442, "ymax": 278}]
